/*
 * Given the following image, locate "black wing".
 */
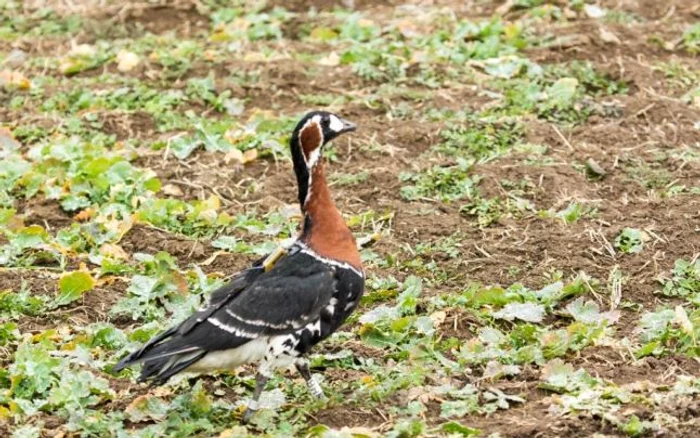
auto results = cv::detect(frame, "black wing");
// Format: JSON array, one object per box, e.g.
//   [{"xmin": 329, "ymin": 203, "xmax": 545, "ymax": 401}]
[{"xmin": 112, "ymin": 250, "xmax": 335, "ymax": 384}]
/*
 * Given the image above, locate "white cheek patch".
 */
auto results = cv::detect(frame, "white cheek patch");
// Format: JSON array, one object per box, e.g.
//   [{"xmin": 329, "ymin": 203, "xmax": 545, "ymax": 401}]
[{"xmin": 328, "ymin": 115, "xmax": 344, "ymax": 132}]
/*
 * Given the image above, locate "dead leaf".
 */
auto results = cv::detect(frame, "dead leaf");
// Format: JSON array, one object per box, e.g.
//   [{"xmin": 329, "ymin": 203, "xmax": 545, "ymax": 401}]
[
  {"xmin": 585, "ymin": 158, "xmax": 606, "ymax": 177},
  {"xmin": 495, "ymin": 0, "xmax": 515, "ymax": 15},
  {"xmin": 410, "ymin": 50, "xmax": 429, "ymax": 63},
  {"xmin": 152, "ymin": 387, "xmax": 172, "ymax": 397},
  {"xmin": 407, "ymin": 385, "xmax": 440, "ymax": 403},
  {"xmin": 224, "ymin": 148, "xmax": 244, "ymax": 164},
  {"xmin": 599, "ymin": 28, "xmax": 621, "ymax": 45},
  {"xmin": 99, "ymin": 244, "xmax": 129, "ymax": 260},
  {"xmin": 0, "ymin": 127, "xmax": 21, "ymax": 152},
  {"xmin": 69, "ymin": 44, "xmax": 96, "ymax": 57},
  {"xmin": 162, "ymin": 183, "xmax": 184, "ymax": 197},
  {"xmin": 0, "ymin": 69, "xmax": 31, "ymax": 90},
  {"xmin": 396, "ymin": 19, "xmax": 420, "ymax": 38},
  {"xmin": 2, "ymin": 49, "xmax": 27, "ymax": 68},
  {"xmin": 242, "ymin": 149, "xmax": 258, "ymax": 164},
  {"xmin": 116, "ymin": 50, "xmax": 140, "ymax": 72},
  {"xmin": 73, "ymin": 208, "xmax": 95, "ymax": 222},
  {"xmin": 218, "ymin": 428, "xmax": 249, "ymax": 438},
  {"xmin": 317, "ymin": 52, "xmax": 340, "ymax": 66},
  {"xmin": 675, "ymin": 305, "xmax": 694, "ymax": 335},
  {"xmin": 430, "ymin": 310, "xmax": 447, "ymax": 326},
  {"xmin": 203, "ymin": 50, "xmax": 217, "ymax": 61},
  {"xmin": 200, "ymin": 250, "xmax": 226, "ymax": 266}
]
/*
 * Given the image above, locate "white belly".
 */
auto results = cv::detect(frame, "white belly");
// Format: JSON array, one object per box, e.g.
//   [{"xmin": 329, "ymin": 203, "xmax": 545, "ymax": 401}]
[{"xmin": 186, "ymin": 338, "xmax": 268, "ymax": 372}]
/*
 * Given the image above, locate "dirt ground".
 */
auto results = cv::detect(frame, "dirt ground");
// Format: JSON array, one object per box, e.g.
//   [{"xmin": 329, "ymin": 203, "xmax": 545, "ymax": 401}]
[{"xmin": 1, "ymin": 0, "xmax": 699, "ymax": 437}]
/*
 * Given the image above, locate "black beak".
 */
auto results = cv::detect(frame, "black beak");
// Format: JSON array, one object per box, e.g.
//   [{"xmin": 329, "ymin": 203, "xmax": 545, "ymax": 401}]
[{"xmin": 339, "ymin": 118, "xmax": 357, "ymax": 133}]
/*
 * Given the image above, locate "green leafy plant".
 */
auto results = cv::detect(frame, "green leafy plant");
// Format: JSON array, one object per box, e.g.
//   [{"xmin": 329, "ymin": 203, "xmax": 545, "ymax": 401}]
[
  {"xmin": 682, "ymin": 23, "xmax": 700, "ymax": 54},
  {"xmin": 658, "ymin": 258, "xmax": 700, "ymax": 299},
  {"xmin": 54, "ymin": 271, "xmax": 96, "ymax": 308},
  {"xmin": 636, "ymin": 306, "xmax": 699, "ymax": 358},
  {"xmin": 614, "ymin": 228, "xmax": 646, "ymax": 254},
  {"xmin": 400, "ymin": 159, "xmax": 480, "ymax": 202}
]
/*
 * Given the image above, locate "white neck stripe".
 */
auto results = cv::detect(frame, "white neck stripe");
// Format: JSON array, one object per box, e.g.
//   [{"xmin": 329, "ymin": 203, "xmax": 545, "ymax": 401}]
[
  {"xmin": 299, "ymin": 118, "xmax": 324, "ymax": 208},
  {"xmin": 293, "ymin": 242, "xmax": 364, "ymax": 278}
]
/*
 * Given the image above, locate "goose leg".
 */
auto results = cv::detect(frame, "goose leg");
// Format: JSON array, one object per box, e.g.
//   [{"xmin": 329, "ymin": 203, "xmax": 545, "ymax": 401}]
[
  {"xmin": 295, "ymin": 360, "xmax": 326, "ymax": 400},
  {"xmin": 243, "ymin": 372, "xmax": 268, "ymax": 423}
]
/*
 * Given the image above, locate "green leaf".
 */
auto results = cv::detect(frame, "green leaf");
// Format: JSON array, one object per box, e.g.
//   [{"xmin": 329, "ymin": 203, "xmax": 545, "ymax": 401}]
[
  {"xmin": 359, "ymin": 323, "xmax": 402, "ymax": 348},
  {"xmin": 0, "ymin": 321, "xmax": 19, "ymax": 346},
  {"xmin": 10, "ymin": 341, "xmax": 62, "ymax": 399},
  {"xmin": 566, "ymin": 297, "xmax": 619, "ymax": 324},
  {"xmin": 614, "ymin": 228, "xmax": 645, "ymax": 254},
  {"xmin": 170, "ymin": 136, "xmax": 201, "ymax": 160},
  {"xmin": 309, "ymin": 27, "xmax": 339, "ymax": 42},
  {"xmin": 535, "ymin": 281, "xmax": 563, "ymax": 304},
  {"xmin": 125, "ymin": 395, "xmax": 169, "ymax": 423},
  {"xmin": 84, "ymin": 157, "xmax": 113, "ymax": 177},
  {"xmin": 619, "ymin": 415, "xmax": 653, "ymax": 437},
  {"xmin": 143, "ymin": 177, "xmax": 161, "ymax": 193},
  {"xmin": 397, "ymin": 275, "xmax": 422, "ymax": 314},
  {"xmin": 54, "ymin": 271, "xmax": 96, "ymax": 307},
  {"xmin": 493, "ymin": 302, "xmax": 545, "ymax": 323},
  {"xmin": 439, "ymin": 385, "xmax": 480, "ymax": 418},
  {"xmin": 439, "ymin": 422, "xmax": 481, "ymax": 436},
  {"xmin": 468, "ymin": 286, "xmax": 509, "ymax": 307},
  {"xmin": 638, "ymin": 309, "xmax": 675, "ymax": 343},
  {"xmin": 547, "ymin": 77, "xmax": 578, "ymax": 109},
  {"xmin": 636, "ymin": 341, "xmax": 662, "ymax": 359},
  {"xmin": 540, "ymin": 358, "xmax": 574, "ymax": 391},
  {"xmin": 11, "ymin": 425, "xmax": 42, "ymax": 438},
  {"xmin": 0, "ymin": 208, "xmax": 16, "ymax": 226},
  {"xmin": 13, "ymin": 225, "xmax": 49, "ymax": 250}
]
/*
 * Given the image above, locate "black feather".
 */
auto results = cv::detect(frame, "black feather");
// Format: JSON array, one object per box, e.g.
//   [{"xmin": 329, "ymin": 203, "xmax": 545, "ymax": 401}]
[
  {"xmin": 112, "ymin": 265, "xmax": 263, "ymax": 374},
  {"xmin": 139, "ymin": 350, "xmax": 207, "ymax": 386},
  {"xmin": 112, "ymin": 251, "xmax": 337, "ymax": 383}
]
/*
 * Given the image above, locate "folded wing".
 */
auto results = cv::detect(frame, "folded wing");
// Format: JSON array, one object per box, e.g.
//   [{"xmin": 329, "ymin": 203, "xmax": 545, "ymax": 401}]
[{"xmin": 113, "ymin": 251, "xmax": 335, "ymax": 384}]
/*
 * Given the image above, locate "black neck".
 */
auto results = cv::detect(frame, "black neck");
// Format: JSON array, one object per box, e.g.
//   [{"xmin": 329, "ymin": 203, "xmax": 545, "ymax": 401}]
[{"xmin": 290, "ymin": 131, "xmax": 310, "ymax": 211}]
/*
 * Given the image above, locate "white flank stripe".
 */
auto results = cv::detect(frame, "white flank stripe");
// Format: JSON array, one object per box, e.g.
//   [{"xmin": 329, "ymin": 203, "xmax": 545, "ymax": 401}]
[
  {"xmin": 225, "ymin": 308, "xmax": 289, "ymax": 330},
  {"xmin": 207, "ymin": 317, "xmax": 256, "ymax": 338}
]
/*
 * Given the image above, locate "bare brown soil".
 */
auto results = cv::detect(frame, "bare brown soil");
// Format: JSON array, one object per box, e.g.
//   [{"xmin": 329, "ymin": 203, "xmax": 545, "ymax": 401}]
[{"xmin": 3, "ymin": 0, "xmax": 699, "ymax": 436}]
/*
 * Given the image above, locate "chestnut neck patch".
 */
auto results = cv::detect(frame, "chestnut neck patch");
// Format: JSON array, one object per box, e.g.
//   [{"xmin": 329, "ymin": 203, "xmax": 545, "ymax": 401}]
[
  {"xmin": 302, "ymin": 164, "xmax": 362, "ymax": 271},
  {"xmin": 299, "ymin": 120, "xmax": 323, "ymax": 164}
]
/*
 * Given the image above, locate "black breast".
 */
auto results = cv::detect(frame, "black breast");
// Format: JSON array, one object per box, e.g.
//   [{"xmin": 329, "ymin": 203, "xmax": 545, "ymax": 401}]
[{"xmin": 294, "ymin": 266, "xmax": 365, "ymax": 355}]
